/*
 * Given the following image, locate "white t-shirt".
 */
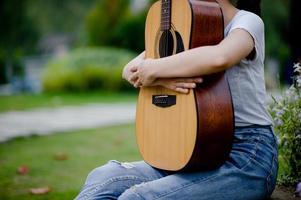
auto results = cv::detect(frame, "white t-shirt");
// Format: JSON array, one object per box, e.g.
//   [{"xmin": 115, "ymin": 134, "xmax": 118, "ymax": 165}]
[{"xmin": 225, "ymin": 10, "xmax": 272, "ymax": 126}]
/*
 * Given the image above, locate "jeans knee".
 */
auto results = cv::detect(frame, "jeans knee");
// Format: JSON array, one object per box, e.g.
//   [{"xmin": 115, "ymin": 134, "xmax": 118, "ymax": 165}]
[
  {"xmin": 84, "ymin": 168, "xmax": 104, "ymax": 186},
  {"xmin": 85, "ymin": 160, "xmax": 120, "ymax": 185},
  {"xmin": 76, "ymin": 161, "xmax": 128, "ymax": 200},
  {"xmin": 118, "ymin": 187, "xmax": 144, "ymax": 200}
]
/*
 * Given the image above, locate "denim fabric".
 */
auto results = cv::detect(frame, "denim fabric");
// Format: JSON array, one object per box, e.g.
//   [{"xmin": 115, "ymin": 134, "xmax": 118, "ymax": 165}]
[{"xmin": 75, "ymin": 126, "xmax": 278, "ymax": 200}]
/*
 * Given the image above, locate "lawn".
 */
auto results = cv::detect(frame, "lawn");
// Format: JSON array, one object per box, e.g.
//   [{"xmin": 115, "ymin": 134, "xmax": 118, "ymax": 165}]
[
  {"xmin": 0, "ymin": 123, "xmax": 295, "ymax": 199},
  {"xmin": 0, "ymin": 124, "xmax": 141, "ymax": 200},
  {"xmin": 0, "ymin": 91, "xmax": 137, "ymax": 112}
]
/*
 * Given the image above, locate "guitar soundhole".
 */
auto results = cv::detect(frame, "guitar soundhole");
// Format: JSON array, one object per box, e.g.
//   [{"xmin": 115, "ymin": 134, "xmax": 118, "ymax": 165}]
[
  {"xmin": 159, "ymin": 30, "xmax": 185, "ymax": 58},
  {"xmin": 159, "ymin": 30, "xmax": 174, "ymax": 58}
]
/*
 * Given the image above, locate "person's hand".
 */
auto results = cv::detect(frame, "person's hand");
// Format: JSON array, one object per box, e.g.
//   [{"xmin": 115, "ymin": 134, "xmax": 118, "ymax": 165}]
[
  {"xmin": 152, "ymin": 77, "xmax": 203, "ymax": 94},
  {"xmin": 130, "ymin": 58, "xmax": 157, "ymax": 87},
  {"xmin": 123, "ymin": 52, "xmax": 203, "ymax": 94},
  {"xmin": 122, "ymin": 51, "xmax": 145, "ymax": 85}
]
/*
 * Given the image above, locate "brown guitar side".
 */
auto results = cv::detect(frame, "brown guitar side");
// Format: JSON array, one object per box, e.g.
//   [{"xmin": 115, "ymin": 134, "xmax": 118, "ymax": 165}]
[
  {"xmin": 183, "ymin": 0, "xmax": 234, "ymax": 170},
  {"xmin": 136, "ymin": 0, "xmax": 234, "ymax": 172}
]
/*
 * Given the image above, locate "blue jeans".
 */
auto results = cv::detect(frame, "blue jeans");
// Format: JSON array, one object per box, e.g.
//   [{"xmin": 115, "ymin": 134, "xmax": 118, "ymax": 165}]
[{"xmin": 75, "ymin": 126, "xmax": 278, "ymax": 200}]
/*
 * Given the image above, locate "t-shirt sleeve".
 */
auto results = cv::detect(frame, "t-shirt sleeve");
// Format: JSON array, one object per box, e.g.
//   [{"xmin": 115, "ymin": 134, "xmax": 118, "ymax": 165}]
[{"xmin": 228, "ymin": 12, "xmax": 265, "ymax": 62}]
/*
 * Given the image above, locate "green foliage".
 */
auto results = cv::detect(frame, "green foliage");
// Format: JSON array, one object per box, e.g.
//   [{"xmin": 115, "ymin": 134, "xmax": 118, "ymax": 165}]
[
  {"xmin": 113, "ymin": 11, "xmax": 147, "ymax": 53},
  {"xmin": 42, "ymin": 48, "xmax": 136, "ymax": 92},
  {"xmin": 0, "ymin": 0, "xmax": 38, "ymax": 55},
  {"xmin": 26, "ymin": 0, "xmax": 96, "ymax": 38},
  {"xmin": 269, "ymin": 63, "xmax": 301, "ymax": 186},
  {"xmin": 85, "ymin": 0, "xmax": 147, "ymax": 52},
  {"xmin": 86, "ymin": 0, "xmax": 130, "ymax": 46},
  {"xmin": 262, "ymin": 0, "xmax": 290, "ymax": 66},
  {"xmin": 0, "ymin": 0, "xmax": 38, "ymax": 83}
]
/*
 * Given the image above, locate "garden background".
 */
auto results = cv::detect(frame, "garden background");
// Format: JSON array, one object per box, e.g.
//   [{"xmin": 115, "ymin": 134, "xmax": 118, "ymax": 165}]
[{"xmin": 0, "ymin": 0, "xmax": 300, "ymax": 199}]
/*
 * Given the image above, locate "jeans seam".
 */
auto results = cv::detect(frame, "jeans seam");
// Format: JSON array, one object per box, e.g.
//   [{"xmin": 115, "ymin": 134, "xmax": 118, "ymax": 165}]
[
  {"xmin": 77, "ymin": 176, "xmax": 151, "ymax": 200},
  {"xmin": 127, "ymin": 186, "xmax": 147, "ymax": 200},
  {"xmin": 151, "ymin": 173, "xmax": 221, "ymax": 200},
  {"xmin": 266, "ymin": 153, "xmax": 277, "ymax": 196},
  {"xmin": 249, "ymin": 137, "xmax": 274, "ymax": 175},
  {"xmin": 240, "ymin": 137, "xmax": 260, "ymax": 171},
  {"xmin": 82, "ymin": 175, "xmax": 149, "ymax": 190}
]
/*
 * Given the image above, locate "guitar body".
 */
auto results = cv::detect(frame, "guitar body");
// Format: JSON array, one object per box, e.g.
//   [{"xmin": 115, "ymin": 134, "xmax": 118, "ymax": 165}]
[{"xmin": 136, "ymin": 0, "xmax": 234, "ymax": 172}]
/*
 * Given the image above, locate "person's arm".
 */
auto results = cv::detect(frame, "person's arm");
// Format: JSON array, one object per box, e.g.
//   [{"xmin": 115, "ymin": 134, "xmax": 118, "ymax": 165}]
[
  {"xmin": 130, "ymin": 29, "xmax": 255, "ymax": 86},
  {"xmin": 122, "ymin": 52, "xmax": 203, "ymax": 94},
  {"xmin": 122, "ymin": 51, "xmax": 145, "ymax": 85}
]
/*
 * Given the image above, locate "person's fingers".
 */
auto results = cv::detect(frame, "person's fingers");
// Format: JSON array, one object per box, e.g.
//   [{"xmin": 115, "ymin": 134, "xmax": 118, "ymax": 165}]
[
  {"xmin": 163, "ymin": 84, "xmax": 175, "ymax": 90},
  {"xmin": 130, "ymin": 72, "xmax": 139, "ymax": 82},
  {"xmin": 153, "ymin": 79, "xmax": 163, "ymax": 86},
  {"xmin": 175, "ymin": 87, "xmax": 189, "ymax": 94},
  {"xmin": 175, "ymin": 82, "xmax": 196, "ymax": 89},
  {"xmin": 175, "ymin": 77, "xmax": 203, "ymax": 83},
  {"xmin": 133, "ymin": 77, "xmax": 142, "ymax": 88},
  {"xmin": 129, "ymin": 79, "xmax": 136, "ymax": 86},
  {"xmin": 174, "ymin": 78, "xmax": 193, "ymax": 83},
  {"xmin": 194, "ymin": 77, "xmax": 203, "ymax": 83},
  {"xmin": 130, "ymin": 66, "xmax": 138, "ymax": 73},
  {"xmin": 134, "ymin": 80, "xmax": 142, "ymax": 88},
  {"xmin": 162, "ymin": 83, "xmax": 190, "ymax": 94}
]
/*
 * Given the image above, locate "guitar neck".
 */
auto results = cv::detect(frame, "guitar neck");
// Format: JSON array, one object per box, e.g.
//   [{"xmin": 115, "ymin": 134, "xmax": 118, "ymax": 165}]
[
  {"xmin": 160, "ymin": 0, "xmax": 218, "ymax": 31},
  {"xmin": 160, "ymin": 0, "xmax": 171, "ymax": 31}
]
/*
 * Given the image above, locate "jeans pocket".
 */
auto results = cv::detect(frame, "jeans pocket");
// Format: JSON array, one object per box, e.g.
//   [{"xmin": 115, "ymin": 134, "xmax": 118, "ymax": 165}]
[{"xmin": 229, "ymin": 136, "xmax": 260, "ymax": 170}]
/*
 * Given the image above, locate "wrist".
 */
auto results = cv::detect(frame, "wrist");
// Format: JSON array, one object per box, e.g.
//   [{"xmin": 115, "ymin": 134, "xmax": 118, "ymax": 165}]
[
  {"xmin": 122, "ymin": 65, "xmax": 129, "ymax": 80},
  {"xmin": 145, "ymin": 59, "xmax": 158, "ymax": 80}
]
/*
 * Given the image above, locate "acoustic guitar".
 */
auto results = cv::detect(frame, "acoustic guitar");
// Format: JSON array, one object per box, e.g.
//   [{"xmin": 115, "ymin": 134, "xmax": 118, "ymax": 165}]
[{"xmin": 136, "ymin": 0, "xmax": 234, "ymax": 172}]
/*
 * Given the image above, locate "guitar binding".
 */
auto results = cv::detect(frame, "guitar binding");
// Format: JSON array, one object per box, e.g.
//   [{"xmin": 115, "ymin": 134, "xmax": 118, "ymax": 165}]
[{"xmin": 155, "ymin": 24, "xmax": 185, "ymax": 58}]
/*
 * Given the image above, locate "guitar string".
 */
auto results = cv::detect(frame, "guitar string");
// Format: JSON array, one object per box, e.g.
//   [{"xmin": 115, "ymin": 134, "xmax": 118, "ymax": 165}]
[
  {"xmin": 165, "ymin": 0, "xmax": 169, "ymax": 57},
  {"xmin": 166, "ymin": 0, "xmax": 169, "ymax": 57}
]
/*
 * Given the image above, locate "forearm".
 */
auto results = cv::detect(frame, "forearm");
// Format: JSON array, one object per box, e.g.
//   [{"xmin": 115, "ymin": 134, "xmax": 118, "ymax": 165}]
[
  {"xmin": 150, "ymin": 45, "xmax": 229, "ymax": 79},
  {"xmin": 130, "ymin": 30, "xmax": 254, "ymax": 86}
]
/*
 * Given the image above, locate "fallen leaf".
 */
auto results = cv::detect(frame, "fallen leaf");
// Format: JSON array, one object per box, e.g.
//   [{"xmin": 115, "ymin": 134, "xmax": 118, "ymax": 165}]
[
  {"xmin": 17, "ymin": 165, "xmax": 29, "ymax": 175},
  {"xmin": 53, "ymin": 153, "xmax": 69, "ymax": 161},
  {"xmin": 113, "ymin": 138, "xmax": 123, "ymax": 146},
  {"xmin": 30, "ymin": 187, "xmax": 51, "ymax": 195}
]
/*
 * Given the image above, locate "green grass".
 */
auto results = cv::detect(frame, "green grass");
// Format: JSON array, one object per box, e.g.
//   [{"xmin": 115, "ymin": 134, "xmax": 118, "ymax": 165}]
[
  {"xmin": 0, "ymin": 91, "xmax": 137, "ymax": 112},
  {"xmin": 0, "ymin": 123, "xmax": 287, "ymax": 199},
  {"xmin": 0, "ymin": 124, "xmax": 141, "ymax": 200}
]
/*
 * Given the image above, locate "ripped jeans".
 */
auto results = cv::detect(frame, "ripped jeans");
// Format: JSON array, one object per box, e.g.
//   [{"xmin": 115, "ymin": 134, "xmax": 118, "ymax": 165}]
[{"xmin": 75, "ymin": 126, "xmax": 278, "ymax": 200}]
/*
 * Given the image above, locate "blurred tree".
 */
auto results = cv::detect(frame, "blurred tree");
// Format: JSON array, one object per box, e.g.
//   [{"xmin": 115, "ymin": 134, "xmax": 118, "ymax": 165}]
[
  {"xmin": 113, "ymin": 11, "xmax": 147, "ymax": 52},
  {"xmin": 85, "ymin": 0, "xmax": 157, "ymax": 52},
  {"xmin": 26, "ymin": 0, "xmax": 96, "ymax": 46},
  {"xmin": 290, "ymin": 0, "xmax": 301, "ymax": 63},
  {"xmin": 261, "ymin": 0, "xmax": 290, "ymax": 84},
  {"xmin": 86, "ymin": 0, "xmax": 130, "ymax": 47},
  {"xmin": 262, "ymin": 0, "xmax": 289, "ymax": 63},
  {"xmin": 0, "ymin": 0, "xmax": 38, "ymax": 84}
]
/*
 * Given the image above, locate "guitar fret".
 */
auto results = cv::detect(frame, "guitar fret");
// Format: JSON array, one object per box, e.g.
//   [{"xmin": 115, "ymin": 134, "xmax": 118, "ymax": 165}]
[{"xmin": 161, "ymin": 0, "xmax": 171, "ymax": 30}]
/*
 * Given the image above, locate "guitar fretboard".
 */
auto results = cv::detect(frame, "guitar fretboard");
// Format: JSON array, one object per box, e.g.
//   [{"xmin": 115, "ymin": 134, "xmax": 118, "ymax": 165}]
[{"xmin": 161, "ymin": 0, "xmax": 171, "ymax": 30}]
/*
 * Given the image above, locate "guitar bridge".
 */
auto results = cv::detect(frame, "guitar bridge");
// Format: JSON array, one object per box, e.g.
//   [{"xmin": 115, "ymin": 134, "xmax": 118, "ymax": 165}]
[{"xmin": 152, "ymin": 95, "xmax": 176, "ymax": 108}]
